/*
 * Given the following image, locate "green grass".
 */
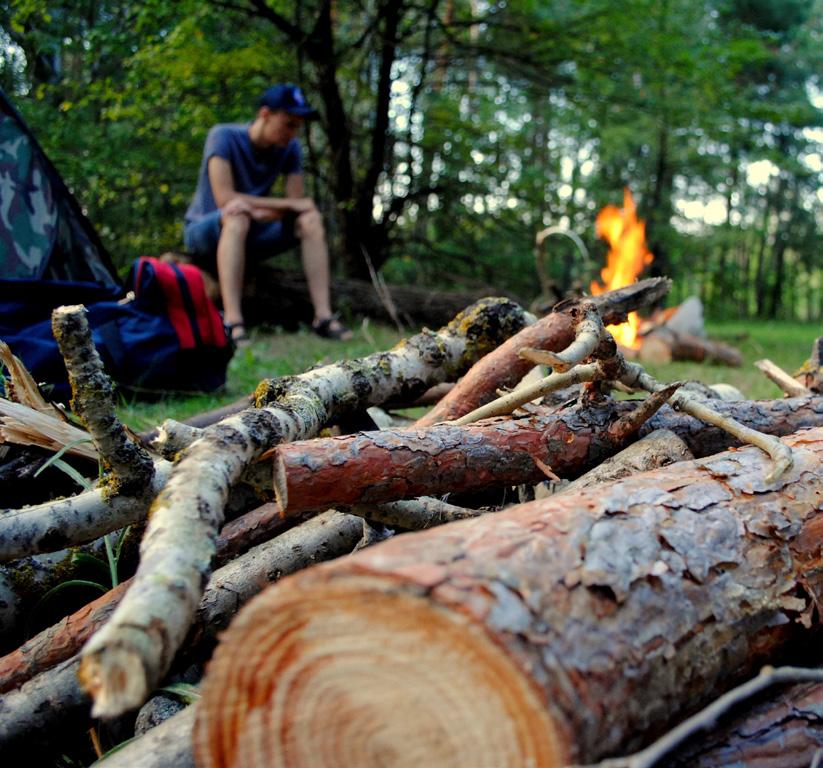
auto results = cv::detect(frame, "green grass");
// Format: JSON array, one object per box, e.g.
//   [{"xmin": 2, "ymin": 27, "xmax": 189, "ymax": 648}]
[
  {"xmin": 116, "ymin": 318, "xmax": 819, "ymax": 432},
  {"xmin": 642, "ymin": 320, "xmax": 818, "ymax": 401},
  {"xmin": 116, "ymin": 320, "xmax": 406, "ymax": 431}
]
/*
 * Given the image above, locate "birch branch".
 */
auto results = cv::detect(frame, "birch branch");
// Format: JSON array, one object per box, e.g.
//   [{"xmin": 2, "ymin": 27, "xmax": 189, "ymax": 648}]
[
  {"xmin": 79, "ymin": 298, "xmax": 530, "ymax": 717},
  {"xmin": 755, "ymin": 358, "xmax": 811, "ymax": 398},
  {"xmin": 346, "ymin": 497, "xmax": 485, "ymax": 529},
  {"xmin": 52, "ymin": 305, "xmax": 154, "ymax": 495},
  {"xmin": 0, "ymin": 461, "xmax": 171, "ymax": 562}
]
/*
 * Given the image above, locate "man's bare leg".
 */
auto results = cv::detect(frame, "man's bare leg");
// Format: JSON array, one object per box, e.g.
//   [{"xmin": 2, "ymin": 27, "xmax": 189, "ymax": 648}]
[
  {"xmin": 217, "ymin": 210, "xmax": 251, "ymax": 340},
  {"xmin": 297, "ymin": 207, "xmax": 352, "ymax": 339}
]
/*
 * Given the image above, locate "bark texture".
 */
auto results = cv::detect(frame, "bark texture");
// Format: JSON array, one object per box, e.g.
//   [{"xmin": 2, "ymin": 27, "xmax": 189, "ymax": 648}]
[
  {"xmin": 274, "ymin": 405, "xmax": 629, "ymax": 515},
  {"xmin": 79, "ymin": 297, "xmax": 530, "ymax": 718},
  {"xmin": 274, "ymin": 396, "xmax": 823, "ymax": 515},
  {"xmin": 417, "ymin": 277, "xmax": 670, "ymax": 426},
  {"xmin": 101, "ymin": 704, "xmax": 197, "ymax": 768},
  {"xmin": 669, "ymin": 681, "xmax": 823, "ymax": 767},
  {"xmin": 194, "ymin": 428, "xmax": 823, "ymax": 768},
  {"xmin": 556, "ymin": 428, "xmax": 693, "ymax": 495},
  {"xmin": 348, "ymin": 497, "xmax": 484, "ymax": 529},
  {"xmin": 52, "ymin": 305, "xmax": 155, "ymax": 495}
]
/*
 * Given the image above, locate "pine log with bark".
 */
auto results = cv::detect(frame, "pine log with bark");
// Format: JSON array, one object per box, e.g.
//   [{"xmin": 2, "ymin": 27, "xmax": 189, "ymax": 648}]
[
  {"xmin": 274, "ymin": 396, "xmax": 823, "ymax": 516},
  {"xmin": 194, "ymin": 428, "xmax": 823, "ymax": 768}
]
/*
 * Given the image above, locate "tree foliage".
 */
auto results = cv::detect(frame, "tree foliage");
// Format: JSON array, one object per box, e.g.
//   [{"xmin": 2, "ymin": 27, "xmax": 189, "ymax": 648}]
[{"xmin": 2, "ymin": 0, "xmax": 821, "ymax": 320}]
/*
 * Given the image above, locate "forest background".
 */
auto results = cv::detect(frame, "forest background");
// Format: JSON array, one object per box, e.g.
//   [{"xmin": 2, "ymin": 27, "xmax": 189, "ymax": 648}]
[{"xmin": 1, "ymin": 0, "xmax": 821, "ymax": 322}]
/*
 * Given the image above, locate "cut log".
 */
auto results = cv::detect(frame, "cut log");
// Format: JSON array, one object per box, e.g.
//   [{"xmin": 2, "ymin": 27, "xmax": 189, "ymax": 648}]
[
  {"xmin": 194, "ymin": 428, "xmax": 823, "ymax": 768},
  {"xmin": 274, "ymin": 396, "xmax": 823, "ymax": 516},
  {"xmin": 638, "ymin": 327, "xmax": 743, "ymax": 367}
]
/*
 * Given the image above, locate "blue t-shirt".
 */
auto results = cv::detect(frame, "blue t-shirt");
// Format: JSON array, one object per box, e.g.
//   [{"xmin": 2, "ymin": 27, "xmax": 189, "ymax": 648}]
[{"xmin": 184, "ymin": 123, "xmax": 302, "ymax": 224}]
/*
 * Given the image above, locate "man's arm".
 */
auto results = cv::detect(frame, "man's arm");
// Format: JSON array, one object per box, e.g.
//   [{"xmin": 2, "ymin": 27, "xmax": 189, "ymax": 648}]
[{"xmin": 208, "ymin": 157, "xmax": 313, "ymax": 219}]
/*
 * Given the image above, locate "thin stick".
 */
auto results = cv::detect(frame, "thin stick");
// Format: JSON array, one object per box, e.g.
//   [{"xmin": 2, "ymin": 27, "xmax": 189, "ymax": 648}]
[
  {"xmin": 755, "ymin": 358, "xmax": 811, "ymax": 398},
  {"xmin": 451, "ymin": 362, "xmax": 604, "ymax": 425},
  {"xmin": 577, "ymin": 666, "xmax": 823, "ymax": 768},
  {"xmin": 622, "ymin": 362, "xmax": 794, "ymax": 483}
]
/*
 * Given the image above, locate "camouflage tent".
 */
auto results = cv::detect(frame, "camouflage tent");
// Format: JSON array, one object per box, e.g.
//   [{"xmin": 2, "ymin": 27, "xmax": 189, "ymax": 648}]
[{"xmin": 0, "ymin": 88, "xmax": 119, "ymax": 286}]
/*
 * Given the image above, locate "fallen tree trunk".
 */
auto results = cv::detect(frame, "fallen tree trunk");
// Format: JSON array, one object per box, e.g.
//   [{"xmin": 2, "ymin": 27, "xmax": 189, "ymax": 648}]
[
  {"xmin": 274, "ymin": 396, "xmax": 823, "ymax": 516},
  {"xmin": 194, "ymin": 428, "xmax": 823, "ymax": 768},
  {"xmin": 243, "ymin": 266, "xmax": 521, "ymax": 329},
  {"xmin": 417, "ymin": 277, "xmax": 671, "ymax": 426}
]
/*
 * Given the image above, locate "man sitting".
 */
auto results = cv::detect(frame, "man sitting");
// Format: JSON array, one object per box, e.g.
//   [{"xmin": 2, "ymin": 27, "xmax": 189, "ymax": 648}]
[{"xmin": 183, "ymin": 83, "xmax": 352, "ymax": 344}]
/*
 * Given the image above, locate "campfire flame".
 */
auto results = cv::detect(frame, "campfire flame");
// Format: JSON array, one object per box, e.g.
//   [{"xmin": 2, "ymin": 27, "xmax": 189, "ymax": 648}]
[{"xmin": 590, "ymin": 188, "xmax": 654, "ymax": 349}]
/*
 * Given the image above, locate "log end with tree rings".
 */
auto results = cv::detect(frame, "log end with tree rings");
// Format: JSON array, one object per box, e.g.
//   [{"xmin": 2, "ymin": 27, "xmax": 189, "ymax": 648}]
[{"xmin": 193, "ymin": 578, "xmax": 569, "ymax": 768}]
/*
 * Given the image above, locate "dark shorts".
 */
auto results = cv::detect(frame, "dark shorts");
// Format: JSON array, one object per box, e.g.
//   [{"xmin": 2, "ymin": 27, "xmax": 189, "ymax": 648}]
[{"xmin": 183, "ymin": 210, "xmax": 300, "ymax": 272}]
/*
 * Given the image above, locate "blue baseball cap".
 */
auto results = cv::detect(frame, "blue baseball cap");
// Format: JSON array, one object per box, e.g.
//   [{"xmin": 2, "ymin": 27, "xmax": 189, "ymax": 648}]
[{"xmin": 257, "ymin": 84, "xmax": 319, "ymax": 119}]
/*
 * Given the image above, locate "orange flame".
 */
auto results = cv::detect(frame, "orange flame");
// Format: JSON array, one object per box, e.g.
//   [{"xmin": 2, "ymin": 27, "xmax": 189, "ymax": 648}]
[{"xmin": 590, "ymin": 188, "xmax": 654, "ymax": 349}]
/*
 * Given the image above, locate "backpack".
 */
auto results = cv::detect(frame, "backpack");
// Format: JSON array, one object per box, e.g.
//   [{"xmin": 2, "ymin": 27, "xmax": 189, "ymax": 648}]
[{"xmin": 0, "ymin": 257, "xmax": 231, "ymax": 402}]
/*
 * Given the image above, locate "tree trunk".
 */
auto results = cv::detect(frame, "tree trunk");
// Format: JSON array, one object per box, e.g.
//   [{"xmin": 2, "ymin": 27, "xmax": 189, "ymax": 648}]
[
  {"xmin": 193, "ymin": 428, "xmax": 823, "ymax": 767},
  {"xmin": 243, "ymin": 266, "xmax": 517, "ymax": 329}
]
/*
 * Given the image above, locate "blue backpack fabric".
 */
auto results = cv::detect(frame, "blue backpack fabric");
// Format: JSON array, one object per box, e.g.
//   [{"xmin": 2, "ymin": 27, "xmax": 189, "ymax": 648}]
[{"xmin": 0, "ymin": 258, "xmax": 232, "ymax": 402}]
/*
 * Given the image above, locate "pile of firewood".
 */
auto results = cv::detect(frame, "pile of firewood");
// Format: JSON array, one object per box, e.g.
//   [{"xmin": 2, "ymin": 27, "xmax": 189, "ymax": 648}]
[{"xmin": 1, "ymin": 281, "xmax": 822, "ymax": 768}]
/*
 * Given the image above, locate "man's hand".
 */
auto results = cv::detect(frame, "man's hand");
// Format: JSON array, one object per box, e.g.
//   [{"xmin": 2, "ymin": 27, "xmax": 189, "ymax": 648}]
[{"xmin": 221, "ymin": 197, "xmax": 254, "ymax": 221}]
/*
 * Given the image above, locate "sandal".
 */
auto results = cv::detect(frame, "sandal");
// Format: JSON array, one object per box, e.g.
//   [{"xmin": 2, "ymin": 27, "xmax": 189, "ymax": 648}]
[
  {"xmin": 312, "ymin": 315, "xmax": 353, "ymax": 341},
  {"xmin": 226, "ymin": 322, "xmax": 251, "ymax": 348}
]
